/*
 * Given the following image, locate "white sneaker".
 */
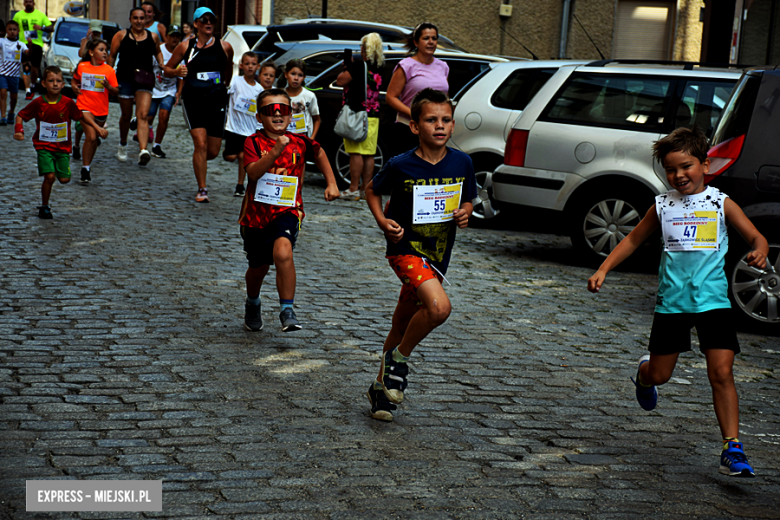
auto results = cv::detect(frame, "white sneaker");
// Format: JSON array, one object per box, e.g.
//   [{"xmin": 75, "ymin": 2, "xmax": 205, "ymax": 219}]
[
  {"xmin": 116, "ymin": 144, "xmax": 128, "ymax": 162},
  {"xmin": 138, "ymin": 149, "xmax": 151, "ymax": 166}
]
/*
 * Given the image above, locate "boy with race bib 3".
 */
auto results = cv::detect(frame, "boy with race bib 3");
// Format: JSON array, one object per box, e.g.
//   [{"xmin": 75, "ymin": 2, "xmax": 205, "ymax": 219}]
[
  {"xmin": 364, "ymin": 88, "xmax": 477, "ymax": 422},
  {"xmin": 587, "ymin": 126, "xmax": 768, "ymax": 477},
  {"xmin": 14, "ymin": 66, "xmax": 107, "ymax": 218},
  {"xmin": 239, "ymin": 88, "xmax": 339, "ymax": 333}
]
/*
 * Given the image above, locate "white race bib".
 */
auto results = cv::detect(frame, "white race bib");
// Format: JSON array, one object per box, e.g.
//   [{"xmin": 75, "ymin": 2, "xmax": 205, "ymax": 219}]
[
  {"xmin": 81, "ymin": 73, "xmax": 105, "ymax": 92},
  {"xmin": 412, "ymin": 183, "xmax": 462, "ymax": 224},
  {"xmin": 39, "ymin": 121, "xmax": 68, "ymax": 143},
  {"xmin": 196, "ymin": 71, "xmax": 221, "ymax": 84},
  {"xmin": 661, "ymin": 209, "xmax": 720, "ymax": 251},
  {"xmin": 5, "ymin": 47, "xmax": 21, "ymax": 62},
  {"xmin": 235, "ymin": 96, "xmax": 256, "ymax": 116},
  {"xmin": 287, "ymin": 112, "xmax": 307, "ymax": 134},
  {"xmin": 253, "ymin": 173, "xmax": 298, "ymax": 207}
]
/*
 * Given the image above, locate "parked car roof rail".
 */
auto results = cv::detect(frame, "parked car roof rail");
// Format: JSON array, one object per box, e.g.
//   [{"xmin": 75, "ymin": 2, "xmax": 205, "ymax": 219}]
[{"xmin": 586, "ymin": 59, "xmax": 751, "ymax": 70}]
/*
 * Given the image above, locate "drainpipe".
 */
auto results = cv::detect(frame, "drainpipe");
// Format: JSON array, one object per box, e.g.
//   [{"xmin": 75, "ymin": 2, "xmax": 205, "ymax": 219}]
[{"xmin": 559, "ymin": 0, "xmax": 572, "ymax": 58}]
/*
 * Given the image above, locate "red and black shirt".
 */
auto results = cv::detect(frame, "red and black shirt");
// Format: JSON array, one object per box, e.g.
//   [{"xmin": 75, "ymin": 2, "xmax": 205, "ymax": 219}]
[{"xmin": 18, "ymin": 94, "xmax": 82, "ymax": 153}]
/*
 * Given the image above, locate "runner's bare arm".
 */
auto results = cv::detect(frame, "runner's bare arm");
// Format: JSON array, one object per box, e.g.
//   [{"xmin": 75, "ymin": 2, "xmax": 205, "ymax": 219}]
[
  {"xmin": 108, "ymin": 31, "xmax": 124, "ymax": 67},
  {"xmin": 453, "ymin": 202, "xmax": 473, "ymax": 229},
  {"xmin": 164, "ymin": 41, "xmax": 188, "ymax": 78}
]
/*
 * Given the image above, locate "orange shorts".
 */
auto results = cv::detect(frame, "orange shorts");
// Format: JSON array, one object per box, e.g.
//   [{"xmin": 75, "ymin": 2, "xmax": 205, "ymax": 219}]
[{"xmin": 387, "ymin": 255, "xmax": 443, "ymax": 303}]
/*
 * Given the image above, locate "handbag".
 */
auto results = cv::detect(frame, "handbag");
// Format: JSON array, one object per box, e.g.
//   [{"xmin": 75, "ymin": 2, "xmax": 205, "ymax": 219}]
[
  {"xmin": 334, "ymin": 61, "xmax": 368, "ymax": 142},
  {"xmin": 129, "ymin": 29, "xmax": 155, "ymax": 90}
]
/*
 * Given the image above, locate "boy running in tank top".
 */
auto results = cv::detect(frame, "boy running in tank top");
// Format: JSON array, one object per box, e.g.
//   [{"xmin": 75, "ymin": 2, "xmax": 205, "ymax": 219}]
[
  {"xmin": 224, "ymin": 51, "xmax": 262, "ymax": 197},
  {"xmin": 239, "ymin": 89, "xmax": 340, "ymax": 332},
  {"xmin": 587, "ymin": 126, "xmax": 768, "ymax": 477},
  {"xmin": 13, "ymin": 66, "xmax": 107, "ymax": 218},
  {"xmin": 364, "ymin": 88, "xmax": 477, "ymax": 422}
]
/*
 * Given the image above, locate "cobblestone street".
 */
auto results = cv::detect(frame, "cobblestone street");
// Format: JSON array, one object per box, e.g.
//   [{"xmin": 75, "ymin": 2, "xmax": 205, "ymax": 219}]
[{"xmin": 1, "ymin": 101, "xmax": 779, "ymax": 519}]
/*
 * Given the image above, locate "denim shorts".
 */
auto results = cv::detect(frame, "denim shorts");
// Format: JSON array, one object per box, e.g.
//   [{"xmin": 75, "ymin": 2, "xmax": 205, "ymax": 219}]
[
  {"xmin": 118, "ymin": 80, "xmax": 151, "ymax": 99},
  {"xmin": 0, "ymin": 75, "xmax": 20, "ymax": 93},
  {"xmin": 149, "ymin": 95, "xmax": 175, "ymax": 118}
]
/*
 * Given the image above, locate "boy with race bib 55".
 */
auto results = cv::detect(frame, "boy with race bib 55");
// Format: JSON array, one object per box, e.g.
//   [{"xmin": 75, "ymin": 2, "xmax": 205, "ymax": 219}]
[{"xmin": 587, "ymin": 126, "xmax": 768, "ymax": 478}]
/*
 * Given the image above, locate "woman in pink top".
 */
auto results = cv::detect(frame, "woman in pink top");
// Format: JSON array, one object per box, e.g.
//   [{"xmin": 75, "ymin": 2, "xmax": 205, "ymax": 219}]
[{"xmin": 385, "ymin": 22, "xmax": 449, "ymax": 157}]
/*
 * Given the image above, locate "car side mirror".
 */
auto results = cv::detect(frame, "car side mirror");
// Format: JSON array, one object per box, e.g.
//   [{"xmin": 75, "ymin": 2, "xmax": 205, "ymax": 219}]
[{"xmin": 756, "ymin": 165, "xmax": 780, "ymax": 193}]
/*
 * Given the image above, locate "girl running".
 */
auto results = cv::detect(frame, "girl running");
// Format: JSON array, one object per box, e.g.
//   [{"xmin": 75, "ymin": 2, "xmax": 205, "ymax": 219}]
[
  {"xmin": 279, "ymin": 59, "xmax": 319, "ymax": 139},
  {"xmin": 71, "ymin": 39, "xmax": 118, "ymax": 184}
]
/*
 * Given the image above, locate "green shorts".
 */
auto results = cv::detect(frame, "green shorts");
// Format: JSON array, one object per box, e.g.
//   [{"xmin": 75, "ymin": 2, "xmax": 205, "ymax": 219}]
[{"xmin": 37, "ymin": 149, "xmax": 71, "ymax": 179}]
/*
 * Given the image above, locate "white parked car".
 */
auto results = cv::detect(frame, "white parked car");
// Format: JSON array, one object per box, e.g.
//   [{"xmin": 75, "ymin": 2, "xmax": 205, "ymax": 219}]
[{"xmin": 222, "ymin": 24, "xmax": 267, "ymax": 77}]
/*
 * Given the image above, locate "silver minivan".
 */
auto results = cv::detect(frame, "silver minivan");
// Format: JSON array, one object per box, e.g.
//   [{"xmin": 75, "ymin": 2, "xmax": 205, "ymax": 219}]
[{"xmin": 491, "ymin": 61, "xmax": 740, "ymax": 264}]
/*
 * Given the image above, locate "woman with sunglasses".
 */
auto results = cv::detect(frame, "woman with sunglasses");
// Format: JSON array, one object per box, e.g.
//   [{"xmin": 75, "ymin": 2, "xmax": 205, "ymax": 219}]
[
  {"xmin": 164, "ymin": 7, "xmax": 233, "ymax": 203},
  {"xmin": 385, "ymin": 22, "xmax": 449, "ymax": 158},
  {"xmin": 109, "ymin": 7, "xmax": 165, "ymax": 166}
]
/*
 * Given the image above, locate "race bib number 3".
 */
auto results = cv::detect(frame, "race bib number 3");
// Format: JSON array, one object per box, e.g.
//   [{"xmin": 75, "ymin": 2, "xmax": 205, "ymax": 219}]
[
  {"xmin": 287, "ymin": 113, "xmax": 307, "ymax": 134},
  {"xmin": 412, "ymin": 183, "xmax": 462, "ymax": 224},
  {"xmin": 662, "ymin": 210, "xmax": 720, "ymax": 251},
  {"xmin": 39, "ymin": 121, "xmax": 68, "ymax": 143},
  {"xmin": 254, "ymin": 173, "xmax": 298, "ymax": 207},
  {"xmin": 81, "ymin": 73, "xmax": 106, "ymax": 92}
]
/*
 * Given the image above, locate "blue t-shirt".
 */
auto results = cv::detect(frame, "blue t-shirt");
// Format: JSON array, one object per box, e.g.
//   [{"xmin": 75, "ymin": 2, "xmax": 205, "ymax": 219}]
[
  {"xmin": 371, "ymin": 147, "xmax": 478, "ymax": 274},
  {"xmin": 654, "ymin": 186, "xmax": 731, "ymax": 314}
]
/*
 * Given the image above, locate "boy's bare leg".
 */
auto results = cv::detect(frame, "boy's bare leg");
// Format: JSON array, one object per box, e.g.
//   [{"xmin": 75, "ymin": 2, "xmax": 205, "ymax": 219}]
[
  {"xmin": 245, "ymin": 264, "xmax": 270, "ymax": 298},
  {"xmin": 155, "ymin": 109, "xmax": 171, "ymax": 144},
  {"xmin": 272, "ymin": 237, "xmax": 295, "ymax": 301},
  {"xmin": 0, "ymin": 89, "xmax": 6, "ymax": 117},
  {"xmin": 704, "ymin": 349, "xmax": 739, "ymax": 439},
  {"xmin": 9, "ymin": 92, "xmax": 17, "ymax": 115},
  {"xmin": 376, "ymin": 298, "xmax": 418, "ymax": 383},
  {"xmin": 639, "ymin": 352, "xmax": 679, "ymax": 386},
  {"xmin": 396, "ymin": 279, "xmax": 451, "ymax": 357},
  {"xmin": 41, "ymin": 173, "xmax": 55, "ymax": 206},
  {"xmin": 237, "ymin": 151, "xmax": 246, "ymax": 185}
]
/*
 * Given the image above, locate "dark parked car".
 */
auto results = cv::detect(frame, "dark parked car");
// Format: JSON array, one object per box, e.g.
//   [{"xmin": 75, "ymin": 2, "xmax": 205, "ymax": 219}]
[
  {"xmin": 305, "ymin": 50, "xmax": 509, "ymax": 187},
  {"xmin": 706, "ymin": 67, "xmax": 780, "ymax": 333}
]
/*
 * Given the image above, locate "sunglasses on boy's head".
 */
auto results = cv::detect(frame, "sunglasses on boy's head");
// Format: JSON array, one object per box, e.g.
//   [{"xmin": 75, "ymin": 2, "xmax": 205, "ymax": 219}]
[{"xmin": 258, "ymin": 103, "xmax": 292, "ymax": 116}]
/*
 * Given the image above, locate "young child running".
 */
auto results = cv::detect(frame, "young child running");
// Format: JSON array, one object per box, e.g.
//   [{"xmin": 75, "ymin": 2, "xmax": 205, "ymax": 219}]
[
  {"xmin": 14, "ymin": 66, "xmax": 107, "ymax": 218},
  {"xmin": 280, "ymin": 59, "xmax": 320, "ymax": 139},
  {"xmin": 224, "ymin": 51, "xmax": 262, "ymax": 197},
  {"xmin": 587, "ymin": 126, "xmax": 768, "ymax": 477},
  {"xmin": 254, "ymin": 60, "xmax": 276, "ymax": 133},
  {"xmin": 240, "ymin": 88, "xmax": 340, "ymax": 332},
  {"xmin": 364, "ymin": 88, "xmax": 477, "ymax": 422},
  {"xmin": 0, "ymin": 21, "xmax": 28, "ymax": 125},
  {"xmin": 71, "ymin": 39, "xmax": 118, "ymax": 184}
]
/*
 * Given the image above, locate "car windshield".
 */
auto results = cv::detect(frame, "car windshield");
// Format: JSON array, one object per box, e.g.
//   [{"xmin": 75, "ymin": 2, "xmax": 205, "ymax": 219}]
[
  {"xmin": 55, "ymin": 22, "xmax": 87, "ymax": 48},
  {"xmin": 242, "ymin": 31, "xmax": 266, "ymax": 48}
]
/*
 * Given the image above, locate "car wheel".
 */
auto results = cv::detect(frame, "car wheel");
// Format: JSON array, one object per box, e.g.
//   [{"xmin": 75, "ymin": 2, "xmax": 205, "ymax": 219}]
[
  {"xmin": 570, "ymin": 187, "xmax": 653, "ymax": 266},
  {"xmin": 728, "ymin": 240, "xmax": 780, "ymax": 334},
  {"xmin": 333, "ymin": 139, "xmax": 385, "ymax": 190}
]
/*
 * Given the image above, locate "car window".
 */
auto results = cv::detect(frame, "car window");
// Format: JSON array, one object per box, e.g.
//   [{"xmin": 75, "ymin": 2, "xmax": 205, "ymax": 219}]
[
  {"xmin": 303, "ymin": 52, "xmax": 344, "ymax": 79},
  {"xmin": 242, "ymin": 31, "xmax": 266, "ymax": 49},
  {"xmin": 55, "ymin": 22, "xmax": 87, "ymax": 48},
  {"xmin": 446, "ymin": 60, "xmax": 491, "ymax": 96},
  {"xmin": 710, "ymin": 74, "xmax": 760, "ymax": 147},
  {"xmin": 677, "ymin": 79, "xmax": 737, "ymax": 133},
  {"xmin": 542, "ymin": 73, "xmax": 673, "ymax": 132},
  {"xmin": 491, "ymin": 68, "xmax": 558, "ymax": 111}
]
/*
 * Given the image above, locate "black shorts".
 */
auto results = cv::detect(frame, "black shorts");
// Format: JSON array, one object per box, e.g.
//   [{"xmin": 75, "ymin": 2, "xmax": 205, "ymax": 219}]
[
  {"xmin": 182, "ymin": 98, "xmax": 226, "ymax": 138},
  {"xmin": 223, "ymin": 130, "xmax": 249, "ymax": 159},
  {"xmin": 23, "ymin": 43, "xmax": 43, "ymax": 69},
  {"xmin": 648, "ymin": 308, "xmax": 740, "ymax": 355},
  {"xmin": 240, "ymin": 213, "xmax": 300, "ymax": 268}
]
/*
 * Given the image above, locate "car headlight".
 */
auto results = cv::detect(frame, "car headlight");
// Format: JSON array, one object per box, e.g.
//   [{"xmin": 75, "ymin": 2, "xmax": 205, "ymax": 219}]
[{"xmin": 51, "ymin": 55, "xmax": 74, "ymax": 71}]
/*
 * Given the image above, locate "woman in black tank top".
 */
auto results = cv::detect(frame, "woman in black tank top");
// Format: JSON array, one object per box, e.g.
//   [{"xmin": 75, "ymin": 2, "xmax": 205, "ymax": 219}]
[
  {"xmin": 164, "ymin": 7, "xmax": 233, "ymax": 203},
  {"xmin": 109, "ymin": 7, "xmax": 163, "ymax": 166}
]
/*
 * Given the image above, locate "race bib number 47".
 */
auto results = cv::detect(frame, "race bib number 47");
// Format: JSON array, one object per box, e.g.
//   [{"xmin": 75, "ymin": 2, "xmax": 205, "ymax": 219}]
[
  {"xmin": 254, "ymin": 173, "xmax": 298, "ymax": 207},
  {"xmin": 412, "ymin": 183, "xmax": 462, "ymax": 224},
  {"xmin": 662, "ymin": 210, "xmax": 719, "ymax": 251}
]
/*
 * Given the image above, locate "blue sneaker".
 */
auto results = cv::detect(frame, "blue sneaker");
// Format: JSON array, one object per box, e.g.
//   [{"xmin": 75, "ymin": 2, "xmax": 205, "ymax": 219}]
[
  {"xmin": 0, "ymin": 117, "xmax": 6, "ymax": 126},
  {"xmin": 630, "ymin": 355, "xmax": 657, "ymax": 411},
  {"xmin": 720, "ymin": 441, "xmax": 755, "ymax": 477},
  {"xmin": 7, "ymin": 111, "xmax": 14, "ymax": 121},
  {"xmin": 380, "ymin": 348, "xmax": 408, "ymax": 404}
]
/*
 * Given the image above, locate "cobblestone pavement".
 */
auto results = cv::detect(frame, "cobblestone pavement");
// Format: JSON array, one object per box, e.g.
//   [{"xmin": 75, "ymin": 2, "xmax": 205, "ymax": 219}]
[{"xmin": 1, "ymin": 100, "xmax": 779, "ymax": 520}]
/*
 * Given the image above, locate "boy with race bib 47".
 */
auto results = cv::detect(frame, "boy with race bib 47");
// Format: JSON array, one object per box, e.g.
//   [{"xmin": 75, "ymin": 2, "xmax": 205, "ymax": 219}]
[
  {"xmin": 364, "ymin": 88, "xmax": 477, "ymax": 422},
  {"xmin": 239, "ymin": 88, "xmax": 339, "ymax": 333},
  {"xmin": 587, "ymin": 126, "xmax": 768, "ymax": 477}
]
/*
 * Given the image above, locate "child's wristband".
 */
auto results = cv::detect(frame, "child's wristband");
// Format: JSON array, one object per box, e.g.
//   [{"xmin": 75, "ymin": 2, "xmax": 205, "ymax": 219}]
[{"xmin": 14, "ymin": 124, "xmax": 23, "ymax": 133}]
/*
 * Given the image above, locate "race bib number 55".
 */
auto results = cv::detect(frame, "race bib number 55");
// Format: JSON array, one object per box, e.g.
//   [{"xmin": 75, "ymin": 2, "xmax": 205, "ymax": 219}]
[
  {"xmin": 662, "ymin": 210, "xmax": 720, "ymax": 251},
  {"xmin": 254, "ymin": 173, "xmax": 298, "ymax": 207},
  {"xmin": 412, "ymin": 183, "xmax": 462, "ymax": 224}
]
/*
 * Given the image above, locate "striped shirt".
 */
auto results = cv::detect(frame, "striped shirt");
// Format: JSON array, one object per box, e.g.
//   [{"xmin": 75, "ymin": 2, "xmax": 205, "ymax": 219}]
[{"xmin": 0, "ymin": 38, "xmax": 28, "ymax": 77}]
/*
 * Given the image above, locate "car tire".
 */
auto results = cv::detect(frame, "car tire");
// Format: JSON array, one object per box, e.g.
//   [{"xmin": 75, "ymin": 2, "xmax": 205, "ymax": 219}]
[
  {"xmin": 332, "ymin": 138, "xmax": 386, "ymax": 190},
  {"xmin": 569, "ymin": 185, "xmax": 655, "ymax": 267},
  {"xmin": 726, "ymin": 233, "xmax": 780, "ymax": 335}
]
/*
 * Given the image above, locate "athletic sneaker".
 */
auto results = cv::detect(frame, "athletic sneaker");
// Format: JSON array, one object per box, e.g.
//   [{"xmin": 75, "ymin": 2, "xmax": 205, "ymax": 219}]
[
  {"xmin": 38, "ymin": 205, "xmax": 52, "ymax": 219},
  {"xmin": 279, "ymin": 308, "xmax": 302, "ymax": 332},
  {"xmin": 0, "ymin": 117, "xmax": 6, "ymax": 126},
  {"xmin": 7, "ymin": 111, "xmax": 13, "ymax": 121},
  {"xmin": 129, "ymin": 116, "xmax": 137, "ymax": 131},
  {"xmin": 116, "ymin": 144, "xmax": 128, "ymax": 162},
  {"xmin": 25, "ymin": 90, "xmax": 33, "ymax": 100},
  {"xmin": 380, "ymin": 348, "xmax": 409, "ymax": 404},
  {"xmin": 631, "ymin": 355, "xmax": 658, "ymax": 411},
  {"xmin": 71, "ymin": 145, "xmax": 81, "ymax": 160},
  {"xmin": 720, "ymin": 441, "xmax": 755, "ymax": 477},
  {"xmin": 79, "ymin": 167, "xmax": 91, "ymax": 185},
  {"xmin": 367, "ymin": 383, "xmax": 397, "ymax": 422},
  {"xmin": 138, "ymin": 149, "xmax": 151, "ymax": 166},
  {"xmin": 195, "ymin": 188, "xmax": 209, "ymax": 203},
  {"xmin": 244, "ymin": 301, "xmax": 263, "ymax": 331},
  {"xmin": 234, "ymin": 184, "xmax": 245, "ymax": 197},
  {"xmin": 151, "ymin": 145, "xmax": 167, "ymax": 158},
  {"xmin": 340, "ymin": 189, "xmax": 359, "ymax": 200}
]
